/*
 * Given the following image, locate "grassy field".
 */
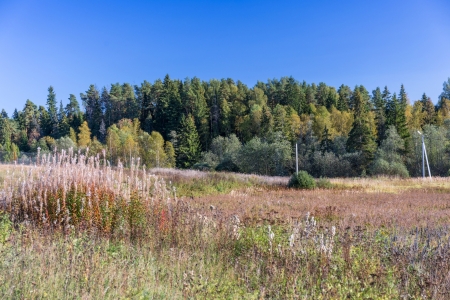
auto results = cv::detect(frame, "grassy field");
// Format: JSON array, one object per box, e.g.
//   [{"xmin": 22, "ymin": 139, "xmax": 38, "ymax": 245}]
[{"xmin": 1, "ymin": 157, "xmax": 450, "ymax": 299}]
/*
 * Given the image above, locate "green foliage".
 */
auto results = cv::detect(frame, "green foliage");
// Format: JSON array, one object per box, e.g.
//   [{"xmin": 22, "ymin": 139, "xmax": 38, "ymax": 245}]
[
  {"xmin": 316, "ymin": 177, "xmax": 333, "ymax": 189},
  {"xmin": 371, "ymin": 159, "xmax": 409, "ymax": 178},
  {"xmin": 177, "ymin": 114, "xmax": 201, "ymax": 168},
  {"xmin": 237, "ymin": 133, "xmax": 292, "ymax": 176},
  {"xmin": 346, "ymin": 87, "xmax": 377, "ymax": 171},
  {"xmin": 288, "ymin": 171, "xmax": 316, "ymax": 189},
  {"xmin": 0, "ymin": 213, "xmax": 12, "ymax": 244},
  {"xmin": 370, "ymin": 126, "xmax": 409, "ymax": 177},
  {"xmin": 4, "ymin": 77, "xmax": 450, "ymax": 178}
]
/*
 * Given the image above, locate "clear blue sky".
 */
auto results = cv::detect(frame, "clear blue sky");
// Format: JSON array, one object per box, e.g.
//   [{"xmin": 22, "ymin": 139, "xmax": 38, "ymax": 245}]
[{"xmin": 1, "ymin": 0, "xmax": 449, "ymax": 115}]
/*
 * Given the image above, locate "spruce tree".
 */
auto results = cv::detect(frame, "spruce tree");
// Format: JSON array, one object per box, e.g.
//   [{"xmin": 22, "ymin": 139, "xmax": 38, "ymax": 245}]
[
  {"xmin": 46, "ymin": 86, "xmax": 59, "ymax": 138},
  {"xmin": 177, "ymin": 114, "xmax": 201, "ymax": 168},
  {"xmin": 337, "ymin": 84, "xmax": 352, "ymax": 111},
  {"xmin": 38, "ymin": 106, "xmax": 51, "ymax": 137},
  {"xmin": 320, "ymin": 126, "xmax": 333, "ymax": 153},
  {"xmin": 372, "ymin": 87, "xmax": 387, "ymax": 143},
  {"xmin": 58, "ymin": 101, "xmax": 70, "ymax": 138},
  {"xmin": 80, "ymin": 85, "xmax": 102, "ymax": 139},
  {"xmin": 346, "ymin": 87, "xmax": 377, "ymax": 171},
  {"xmin": 420, "ymin": 93, "xmax": 435, "ymax": 125},
  {"xmin": 138, "ymin": 80, "xmax": 153, "ymax": 132}
]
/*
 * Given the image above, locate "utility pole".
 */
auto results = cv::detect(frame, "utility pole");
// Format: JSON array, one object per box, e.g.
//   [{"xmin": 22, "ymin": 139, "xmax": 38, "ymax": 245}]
[
  {"xmin": 418, "ymin": 131, "xmax": 431, "ymax": 179},
  {"xmin": 296, "ymin": 143, "xmax": 298, "ymax": 175}
]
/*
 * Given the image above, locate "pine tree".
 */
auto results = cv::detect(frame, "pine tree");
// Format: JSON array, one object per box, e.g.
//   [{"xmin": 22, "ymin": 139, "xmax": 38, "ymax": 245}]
[{"xmin": 177, "ymin": 114, "xmax": 201, "ymax": 168}]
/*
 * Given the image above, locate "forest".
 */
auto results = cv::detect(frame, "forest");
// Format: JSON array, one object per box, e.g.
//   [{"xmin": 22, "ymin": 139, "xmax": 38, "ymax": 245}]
[{"xmin": 1, "ymin": 75, "xmax": 450, "ymax": 177}]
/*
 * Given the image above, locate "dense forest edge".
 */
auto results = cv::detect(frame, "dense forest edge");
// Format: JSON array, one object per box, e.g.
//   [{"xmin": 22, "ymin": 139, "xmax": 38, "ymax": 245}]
[{"xmin": 2, "ymin": 75, "xmax": 450, "ymax": 177}]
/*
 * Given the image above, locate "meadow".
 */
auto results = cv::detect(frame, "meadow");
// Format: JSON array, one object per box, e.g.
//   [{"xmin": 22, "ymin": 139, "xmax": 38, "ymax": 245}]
[{"xmin": 1, "ymin": 152, "xmax": 450, "ymax": 299}]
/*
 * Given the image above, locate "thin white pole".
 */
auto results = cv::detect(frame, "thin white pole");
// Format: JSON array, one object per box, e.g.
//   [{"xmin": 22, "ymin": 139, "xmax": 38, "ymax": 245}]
[
  {"xmin": 422, "ymin": 135, "xmax": 425, "ymax": 178},
  {"xmin": 296, "ymin": 143, "xmax": 298, "ymax": 175},
  {"xmin": 423, "ymin": 141, "xmax": 432, "ymax": 179}
]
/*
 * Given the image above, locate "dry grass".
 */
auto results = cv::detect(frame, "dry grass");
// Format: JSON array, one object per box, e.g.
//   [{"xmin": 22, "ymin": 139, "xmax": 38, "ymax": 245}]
[
  {"xmin": 2, "ymin": 158, "xmax": 450, "ymax": 298},
  {"xmin": 189, "ymin": 187, "xmax": 450, "ymax": 230}
]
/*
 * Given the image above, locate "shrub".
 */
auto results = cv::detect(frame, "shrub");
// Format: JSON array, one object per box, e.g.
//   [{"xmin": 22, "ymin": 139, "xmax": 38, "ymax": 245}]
[
  {"xmin": 389, "ymin": 162, "xmax": 410, "ymax": 178},
  {"xmin": 316, "ymin": 177, "xmax": 333, "ymax": 189},
  {"xmin": 288, "ymin": 171, "xmax": 316, "ymax": 189},
  {"xmin": 371, "ymin": 159, "xmax": 409, "ymax": 178},
  {"xmin": 215, "ymin": 159, "xmax": 240, "ymax": 172}
]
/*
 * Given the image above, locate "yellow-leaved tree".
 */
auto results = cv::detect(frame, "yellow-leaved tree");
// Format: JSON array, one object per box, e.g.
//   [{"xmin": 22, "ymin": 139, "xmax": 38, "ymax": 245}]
[{"xmin": 77, "ymin": 121, "xmax": 91, "ymax": 148}]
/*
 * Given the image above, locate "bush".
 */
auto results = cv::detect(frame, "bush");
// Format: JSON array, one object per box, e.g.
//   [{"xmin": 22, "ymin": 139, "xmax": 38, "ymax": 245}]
[
  {"xmin": 316, "ymin": 177, "xmax": 333, "ymax": 189},
  {"xmin": 215, "ymin": 159, "xmax": 240, "ymax": 172},
  {"xmin": 370, "ymin": 158, "xmax": 409, "ymax": 178},
  {"xmin": 192, "ymin": 162, "xmax": 213, "ymax": 171},
  {"xmin": 288, "ymin": 171, "xmax": 316, "ymax": 189},
  {"xmin": 390, "ymin": 162, "xmax": 410, "ymax": 178}
]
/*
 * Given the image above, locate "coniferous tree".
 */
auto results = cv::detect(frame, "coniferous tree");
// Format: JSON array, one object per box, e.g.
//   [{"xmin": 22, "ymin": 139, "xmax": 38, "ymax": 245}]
[
  {"xmin": 320, "ymin": 126, "xmax": 333, "ymax": 153},
  {"xmin": 80, "ymin": 85, "xmax": 102, "ymax": 139},
  {"xmin": 38, "ymin": 105, "xmax": 50, "ymax": 137},
  {"xmin": 385, "ymin": 90, "xmax": 397, "ymax": 128},
  {"xmin": 337, "ymin": 84, "xmax": 352, "ymax": 111},
  {"xmin": 137, "ymin": 80, "xmax": 153, "ymax": 133},
  {"xmin": 46, "ymin": 86, "xmax": 59, "ymax": 138},
  {"xmin": 439, "ymin": 77, "xmax": 450, "ymax": 101},
  {"xmin": 184, "ymin": 78, "xmax": 210, "ymax": 150},
  {"xmin": 420, "ymin": 93, "xmax": 435, "ymax": 125},
  {"xmin": 123, "ymin": 83, "xmax": 138, "ymax": 120},
  {"xmin": 372, "ymin": 87, "xmax": 387, "ymax": 143},
  {"xmin": 58, "ymin": 101, "xmax": 70, "ymax": 138},
  {"xmin": 346, "ymin": 87, "xmax": 377, "ymax": 171},
  {"xmin": 177, "ymin": 114, "xmax": 201, "ymax": 168},
  {"xmin": 100, "ymin": 87, "xmax": 112, "ymax": 128},
  {"xmin": 65, "ymin": 94, "xmax": 83, "ymax": 132},
  {"xmin": 390, "ymin": 85, "xmax": 411, "ymax": 152},
  {"xmin": 153, "ymin": 75, "xmax": 182, "ymax": 139},
  {"xmin": 0, "ymin": 109, "xmax": 8, "ymax": 119},
  {"xmin": 285, "ymin": 77, "xmax": 305, "ymax": 115}
]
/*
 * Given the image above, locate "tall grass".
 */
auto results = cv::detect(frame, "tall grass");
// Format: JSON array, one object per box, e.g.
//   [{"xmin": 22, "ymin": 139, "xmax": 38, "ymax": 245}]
[{"xmin": 2, "ymin": 152, "xmax": 450, "ymax": 298}]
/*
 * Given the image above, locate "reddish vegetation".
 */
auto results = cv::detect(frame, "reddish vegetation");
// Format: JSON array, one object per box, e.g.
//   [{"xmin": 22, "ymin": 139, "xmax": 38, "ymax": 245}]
[{"xmin": 188, "ymin": 187, "xmax": 450, "ymax": 229}]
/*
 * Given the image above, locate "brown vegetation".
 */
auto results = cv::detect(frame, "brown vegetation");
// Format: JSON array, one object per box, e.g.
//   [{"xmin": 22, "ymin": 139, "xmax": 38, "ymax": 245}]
[{"xmin": 1, "ymin": 156, "xmax": 450, "ymax": 298}]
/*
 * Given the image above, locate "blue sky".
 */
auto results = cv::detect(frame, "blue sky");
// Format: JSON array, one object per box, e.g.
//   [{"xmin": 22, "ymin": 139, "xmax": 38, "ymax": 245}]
[{"xmin": 1, "ymin": 0, "xmax": 449, "ymax": 115}]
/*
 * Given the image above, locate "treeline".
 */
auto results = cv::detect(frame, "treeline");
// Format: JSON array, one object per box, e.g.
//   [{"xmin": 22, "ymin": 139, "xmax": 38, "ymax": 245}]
[{"xmin": 1, "ymin": 75, "xmax": 450, "ymax": 177}]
